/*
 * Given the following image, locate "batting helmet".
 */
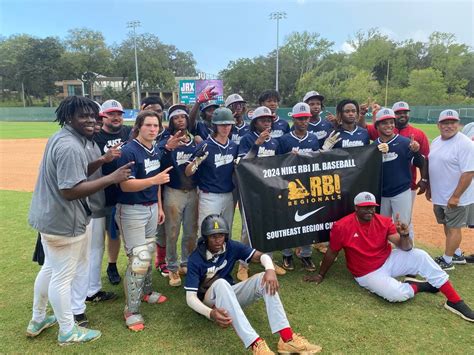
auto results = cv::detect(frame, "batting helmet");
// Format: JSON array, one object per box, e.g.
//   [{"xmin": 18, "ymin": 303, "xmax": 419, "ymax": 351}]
[
  {"xmin": 200, "ymin": 100, "xmax": 220, "ymax": 112},
  {"xmin": 225, "ymin": 94, "xmax": 246, "ymax": 108},
  {"xmin": 211, "ymin": 107, "xmax": 235, "ymax": 125},
  {"xmin": 201, "ymin": 214, "xmax": 230, "ymax": 239}
]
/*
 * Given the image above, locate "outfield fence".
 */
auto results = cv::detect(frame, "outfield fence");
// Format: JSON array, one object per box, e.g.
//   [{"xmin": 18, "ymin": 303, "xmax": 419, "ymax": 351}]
[{"xmin": 1, "ymin": 105, "xmax": 473, "ymax": 124}]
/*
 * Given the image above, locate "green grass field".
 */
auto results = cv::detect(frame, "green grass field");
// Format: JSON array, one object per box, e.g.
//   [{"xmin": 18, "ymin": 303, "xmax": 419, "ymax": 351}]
[
  {"xmin": 0, "ymin": 121, "xmax": 441, "ymax": 140},
  {"xmin": 0, "ymin": 189, "xmax": 473, "ymax": 353}
]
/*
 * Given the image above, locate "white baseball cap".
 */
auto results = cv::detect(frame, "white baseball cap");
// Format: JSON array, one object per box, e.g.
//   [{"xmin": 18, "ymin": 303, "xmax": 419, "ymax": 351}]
[
  {"xmin": 168, "ymin": 109, "xmax": 189, "ymax": 120},
  {"xmin": 291, "ymin": 102, "xmax": 312, "ymax": 118},
  {"xmin": 303, "ymin": 90, "xmax": 325, "ymax": 103},
  {"xmin": 392, "ymin": 101, "xmax": 410, "ymax": 112},
  {"xmin": 101, "ymin": 99, "xmax": 124, "ymax": 114},
  {"xmin": 354, "ymin": 192, "xmax": 379, "ymax": 207},
  {"xmin": 375, "ymin": 108, "xmax": 396, "ymax": 123},
  {"xmin": 252, "ymin": 106, "xmax": 274, "ymax": 120},
  {"xmin": 438, "ymin": 109, "xmax": 460, "ymax": 122},
  {"xmin": 225, "ymin": 94, "xmax": 246, "ymax": 107}
]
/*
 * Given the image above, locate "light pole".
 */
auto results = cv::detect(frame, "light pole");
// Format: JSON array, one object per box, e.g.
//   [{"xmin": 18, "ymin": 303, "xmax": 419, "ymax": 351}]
[
  {"xmin": 269, "ymin": 11, "xmax": 286, "ymax": 92},
  {"xmin": 127, "ymin": 20, "xmax": 141, "ymax": 109}
]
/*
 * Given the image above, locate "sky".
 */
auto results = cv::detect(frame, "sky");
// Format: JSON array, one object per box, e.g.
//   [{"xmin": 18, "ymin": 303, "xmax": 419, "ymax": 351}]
[{"xmin": 1, "ymin": 0, "xmax": 473, "ymax": 76}]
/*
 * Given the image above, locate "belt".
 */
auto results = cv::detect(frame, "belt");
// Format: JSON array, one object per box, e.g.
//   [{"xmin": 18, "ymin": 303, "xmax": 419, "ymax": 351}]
[{"xmin": 140, "ymin": 202, "xmax": 156, "ymax": 206}]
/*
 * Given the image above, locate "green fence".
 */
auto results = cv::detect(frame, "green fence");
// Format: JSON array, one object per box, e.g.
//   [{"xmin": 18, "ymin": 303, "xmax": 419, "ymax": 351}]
[{"xmin": 1, "ymin": 105, "xmax": 473, "ymax": 124}]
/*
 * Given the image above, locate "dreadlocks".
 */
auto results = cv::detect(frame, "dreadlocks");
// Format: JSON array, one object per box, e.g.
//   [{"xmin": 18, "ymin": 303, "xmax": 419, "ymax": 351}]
[
  {"xmin": 335, "ymin": 99, "xmax": 359, "ymax": 128},
  {"xmin": 55, "ymin": 96, "xmax": 99, "ymax": 127}
]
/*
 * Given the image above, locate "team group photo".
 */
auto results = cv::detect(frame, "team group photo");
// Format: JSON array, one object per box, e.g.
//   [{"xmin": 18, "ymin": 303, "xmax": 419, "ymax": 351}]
[{"xmin": 0, "ymin": 0, "xmax": 473, "ymax": 354}]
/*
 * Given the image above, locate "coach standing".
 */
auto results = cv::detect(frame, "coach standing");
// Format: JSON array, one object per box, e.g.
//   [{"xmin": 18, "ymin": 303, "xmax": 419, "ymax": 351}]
[
  {"xmin": 427, "ymin": 110, "xmax": 474, "ymax": 270},
  {"xmin": 27, "ymin": 96, "xmax": 132, "ymax": 345}
]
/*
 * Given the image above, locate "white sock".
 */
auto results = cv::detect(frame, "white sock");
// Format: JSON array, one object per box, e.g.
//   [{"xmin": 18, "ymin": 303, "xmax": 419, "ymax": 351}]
[
  {"xmin": 443, "ymin": 254, "xmax": 453, "ymax": 263},
  {"xmin": 454, "ymin": 248, "xmax": 462, "ymax": 257}
]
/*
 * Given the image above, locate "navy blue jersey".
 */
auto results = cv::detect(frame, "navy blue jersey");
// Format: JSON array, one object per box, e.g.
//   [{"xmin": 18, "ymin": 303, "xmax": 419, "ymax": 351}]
[
  {"xmin": 277, "ymin": 131, "xmax": 320, "ymax": 154},
  {"xmin": 156, "ymin": 128, "xmax": 171, "ymax": 143},
  {"xmin": 307, "ymin": 118, "xmax": 334, "ymax": 146},
  {"xmin": 375, "ymin": 134, "xmax": 414, "ymax": 197},
  {"xmin": 93, "ymin": 125, "xmax": 132, "ymax": 206},
  {"xmin": 333, "ymin": 126, "xmax": 370, "ymax": 149},
  {"xmin": 192, "ymin": 121, "xmax": 213, "ymax": 140},
  {"xmin": 270, "ymin": 116, "xmax": 291, "ymax": 138},
  {"xmin": 230, "ymin": 121, "xmax": 250, "ymax": 145},
  {"xmin": 159, "ymin": 135, "xmax": 197, "ymax": 190},
  {"xmin": 116, "ymin": 139, "xmax": 165, "ymax": 205},
  {"xmin": 190, "ymin": 137, "xmax": 238, "ymax": 193},
  {"xmin": 238, "ymin": 132, "xmax": 279, "ymax": 157},
  {"xmin": 184, "ymin": 239, "xmax": 256, "ymax": 299}
]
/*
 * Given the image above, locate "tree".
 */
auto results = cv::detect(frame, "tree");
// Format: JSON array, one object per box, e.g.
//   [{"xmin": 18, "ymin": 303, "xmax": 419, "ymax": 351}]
[{"xmin": 401, "ymin": 68, "xmax": 447, "ymax": 105}]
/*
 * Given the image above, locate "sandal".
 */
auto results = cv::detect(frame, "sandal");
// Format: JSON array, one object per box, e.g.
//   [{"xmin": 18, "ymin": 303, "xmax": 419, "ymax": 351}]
[
  {"xmin": 142, "ymin": 291, "xmax": 167, "ymax": 304},
  {"xmin": 124, "ymin": 311, "xmax": 145, "ymax": 332}
]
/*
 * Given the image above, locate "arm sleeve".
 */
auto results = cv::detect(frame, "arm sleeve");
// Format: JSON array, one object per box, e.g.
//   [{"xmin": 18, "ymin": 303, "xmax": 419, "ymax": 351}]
[
  {"xmin": 186, "ymin": 291, "xmax": 212, "ymax": 319},
  {"xmin": 56, "ymin": 143, "xmax": 88, "ymax": 189}
]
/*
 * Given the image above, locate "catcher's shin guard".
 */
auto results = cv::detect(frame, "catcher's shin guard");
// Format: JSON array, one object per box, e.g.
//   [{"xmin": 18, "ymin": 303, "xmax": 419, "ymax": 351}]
[
  {"xmin": 125, "ymin": 244, "xmax": 152, "ymax": 313},
  {"xmin": 143, "ymin": 237, "xmax": 156, "ymax": 295}
]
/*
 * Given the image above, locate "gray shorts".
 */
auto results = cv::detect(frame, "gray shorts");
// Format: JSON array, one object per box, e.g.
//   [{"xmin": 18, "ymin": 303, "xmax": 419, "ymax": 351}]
[{"xmin": 433, "ymin": 204, "xmax": 468, "ymax": 228}]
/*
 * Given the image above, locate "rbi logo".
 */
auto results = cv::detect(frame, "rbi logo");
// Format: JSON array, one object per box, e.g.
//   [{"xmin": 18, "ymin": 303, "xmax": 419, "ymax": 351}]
[{"xmin": 287, "ymin": 174, "xmax": 342, "ymax": 206}]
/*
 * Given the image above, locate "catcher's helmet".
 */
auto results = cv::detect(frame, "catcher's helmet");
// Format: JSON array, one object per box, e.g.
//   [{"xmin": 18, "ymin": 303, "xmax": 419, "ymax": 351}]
[
  {"xmin": 201, "ymin": 214, "xmax": 230, "ymax": 238},
  {"xmin": 211, "ymin": 107, "xmax": 235, "ymax": 125}
]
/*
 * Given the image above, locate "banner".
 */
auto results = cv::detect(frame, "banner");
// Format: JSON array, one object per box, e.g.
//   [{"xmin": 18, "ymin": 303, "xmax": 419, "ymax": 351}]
[
  {"xmin": 235, "ymin": 145, "xmax": 382, "ymax": 252},
  {"xmin": 178, "ymin": 79, "xmax": 224, "ymax": 105}
]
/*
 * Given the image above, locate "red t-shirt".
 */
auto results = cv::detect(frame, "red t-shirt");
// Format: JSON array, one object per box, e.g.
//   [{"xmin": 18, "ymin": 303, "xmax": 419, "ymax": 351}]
[
  {"xmin": 329, "ymin": 212, "xmax": 397, "ymax": 277},
  {"xmin": 367, "ymin": 123, "xmax": 429, "ymax": 189}
]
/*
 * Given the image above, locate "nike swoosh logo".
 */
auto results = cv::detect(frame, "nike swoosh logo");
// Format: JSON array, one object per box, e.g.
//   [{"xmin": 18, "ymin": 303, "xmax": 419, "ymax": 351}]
[{"xmin": 294, "ymin": 206, "xmax": 326, "ymax": 222}]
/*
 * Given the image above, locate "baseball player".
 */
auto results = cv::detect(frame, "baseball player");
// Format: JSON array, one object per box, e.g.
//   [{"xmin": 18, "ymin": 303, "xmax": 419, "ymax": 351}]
[
  {"xmin": 277, "ymin": 103, "xmax": 320, "ymax": 272},
  {"xmin": 305, "ymin": 192, "xmax": 474, "ymax": 323},
  {"xmin": 27, "ymin": 96, "xmax": 133, "ymax": 344},
  {"xmin": 159, "ymin": 105, "xmax": 199, "ymax": 287},
  {"xmin": 92, "ymin": 99, "xmax": 132, "ymax": 285},
  {"xmin": 189, "ymin": 86, "xmax": 220, "ymax": 143},
  {"xmin": 185, "ymin": 107, "xmax": 239, "ymax": 238},
  {"xmin": 258, "ymin": 90, "xmax": 290, "ymax": 138},
  {"xmin": 374, "ymin": 108, "xmax": 424, "ymax": 238},
  {"xmin": 332, "ymin": 99, "xmax": 370, "ymax": 149},
  {"xmin": 140, "ymin": 96, "xmax": 170, "ymax": 143},
  {"xmin": 427, "ymin": 109, "xmax": 474, "ymax": 270},
  {"xmin": 114, "ymin": 110, "xmax": 185, "ymax": 331},
  {"xmin": 185, "ymin": 214, "xmax": 322, "ymax": 354},
  {"xmin": 301, "ymin": 91, "xmax": 334, "ymax": 146},
  {"xmin": 226, "ymin": 93, "xmax": 250, "ymax": 145}
]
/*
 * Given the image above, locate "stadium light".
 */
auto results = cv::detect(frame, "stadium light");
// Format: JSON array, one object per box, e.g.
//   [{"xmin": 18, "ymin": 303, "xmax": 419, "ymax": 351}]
[
  {"xmin": 127, "ymin": 20, "xmax": 141, "ymax": 109},
  {"xmin": 269, "ymin": 11, "xmax": 287, "ymax": 92}
]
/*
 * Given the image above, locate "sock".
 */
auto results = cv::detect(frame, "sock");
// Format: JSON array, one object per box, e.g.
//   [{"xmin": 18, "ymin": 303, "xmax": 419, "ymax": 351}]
[
  {"xmin": 439, "ymin": 281, "xmax": 462, "ymax": 303},
  {"xmin": 442, "ymin": 254, "xmax": 453, "ymax": 263},
  {"xmin": 454, "ymin": 248, "xmax": 462, "ymax": 257},
  {"xmin": 251, "ymin": 337, "xmax": 262, "ymax": 347},
  {"xmin": 279, "ymin": 327, "xmax": 294, "ymax": 342},
  {"xmin": 410, "ymin": 283, "xmax": 419, "ymax": 294},
  {"xmin": 157, "ymin": 245, "xmax": 166, "ymax": 264},
  {"xmin": 108, "ymin": 262, "xmax": 117, "ymax": 270}
]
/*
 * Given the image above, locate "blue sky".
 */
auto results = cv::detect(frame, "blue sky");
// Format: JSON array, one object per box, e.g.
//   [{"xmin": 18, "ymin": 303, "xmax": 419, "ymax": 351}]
[{"xmin": 1, "ymin": 0, "xmax": 473, "ymax": 76}]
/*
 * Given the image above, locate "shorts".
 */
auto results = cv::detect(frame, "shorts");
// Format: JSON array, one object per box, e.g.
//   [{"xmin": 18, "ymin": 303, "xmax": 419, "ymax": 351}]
[{"xmin": 433, "ymin": 204, "xmax": 469, "ymax": 228}]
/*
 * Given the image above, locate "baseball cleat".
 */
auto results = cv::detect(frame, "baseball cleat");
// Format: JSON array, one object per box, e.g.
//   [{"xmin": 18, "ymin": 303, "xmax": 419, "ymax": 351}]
[
  {"xmin": 26, "ymin": 315, "xmax": 57, "ymax": 337},
  {"xmin": 277, "ymin": 333, "xmax": 322, "ymax": 354},
  {"xmin": 444, "ymin": 300, "xmax": 474, "ymax": 322},
  {"xmin": 273, "ymin": 263, "xmax": 287, "ymax": 276},
  {"xmin": 74, "ymin": 313, "xmax": 89, "ymax": 328},
  {"xmin": 451, "ymin": 253, "xmax": 467, "ymax": 264},
  {"xmin": 157, "ymin": 262, "xmax": 170, "ymax": 277},
  {"xmin": 404, "ymin": 279, "xmax": 439, "ymax": 293},
  {"xmin": 86, "ymin": 290, "xmax": 117, "ymax": 303},
  {"xmin": 252, "ymin": 339, "xmax": 275, "ymax": 354},
  {"xmin": 58, "ymin": 325, "xmax": 101, "ymax": 345},
  {"xmin": 434, "ymin": 256, "xmax": 455, "ymax": 271},
  {"xmin": 107, "ymin": 265, "xmax": 122, "ymax": 285}
]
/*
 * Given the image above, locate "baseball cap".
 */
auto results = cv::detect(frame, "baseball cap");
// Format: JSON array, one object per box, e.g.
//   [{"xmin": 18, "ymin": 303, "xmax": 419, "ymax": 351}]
[
  {"xmin": 354, "ymin": 192, "xmax": 379, "ymax": 207},
  {"xmin": 375, "ymin": 108, "xmax": 396, "ymax": 123},
  {"xmin": 252, "ymin": 106, "xmax": 274, "ymax": 120},
  {"xmin": 438, "ymin": 109, "xmax": 460, "ymax": 122},
  {"xmin": 392, "ymin": 101, "xmax": 410, "ymax": 112},
  {"xmin": 303, "ymin": 90, "xmax": 325, "ymax": 103},
  {"xmin": 291, "ymin": 102, "xmax": 312, "ymax": 118},
  {"xmin": 169, "ymin": 109, "xmax": 189, "ymax": 120},
  {"xmin": 200, "ymin": 100, "xmax": 220, "ymax": 112},
  {"xmin": 225, "ymin": 94, "xmax": 246, "ymax": 108},
  {"xmin": 101, "ymin": 99, "xmax": 125, "ymax": 114}
]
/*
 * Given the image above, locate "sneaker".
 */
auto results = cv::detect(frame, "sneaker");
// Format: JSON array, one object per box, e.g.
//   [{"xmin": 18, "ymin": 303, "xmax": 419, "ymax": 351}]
[
  {"xmin": 252, "ymin": 339, "xmax": 275, "ymax": 355},
  {"xmin": 434, "ymin": 256, "xmax": 455, "ymax": 271},
  {"xmin": 313, "ymin": 242, "xmax": 328, "ymax": 254},
  {"xmin": 404, "ymin": 279, "xmax": 439, "ymax": 293},
  {"xmin": 58, "ymin": 325, "xmax": 101, "ymax": 345},
  {"xmin": 444, "ymin": 300, "xmax": 474, "ymax": 322},
  {"xmin": 86, "ymin": 290, "xmax": 117, "ymax": 303},
  {"xmin": 74, "ymin": 313, "xmax": 88, "ymax": 328},
  {"xmin": 465, "ymin": 254, "xmax": 474, "ymax": 264},
  {"xmin": 178, "ymin": 266, "xmax": 187, "ymax": 275},
  {"xmin": 452, "ymin": 253, "xmax": 467, "ymax": 265},
  {"xmin": 169, "ymin": 271, "xmax": 181, "ymax": 287},
  {"xmin": 26, "ymin": 315, "xmax": 57, "ymax": 337},
  {"xmin": 282, "ymin": 255, "xmax": 295, "ymax": 271},
  {"xmin": 157, "ymin": 262, "xmax": 169, "ymax": 277},
  {"xmin": 107, "ymin": 265, "xmax": 121, "ymax": 285},
  {"xmin": 274, "ymin": 263, "xmax": 287, "ymax": 276},
  {"xmin": 277, "ymin": 333, "xmax": 322, "ymax": 354},
  {"xmin": 237, "ymin": 264, "xmax": 249, "ymax": 281},
  {"xmin": 301, "ymin": 257, "xmax": 316, "ymax": 272}
]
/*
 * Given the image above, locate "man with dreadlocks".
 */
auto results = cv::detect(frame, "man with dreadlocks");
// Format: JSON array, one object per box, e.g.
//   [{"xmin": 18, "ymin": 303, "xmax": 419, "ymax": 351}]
[{"xmin": 27, "ymin": 96, "xmax": 133, "ymax": 345}]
